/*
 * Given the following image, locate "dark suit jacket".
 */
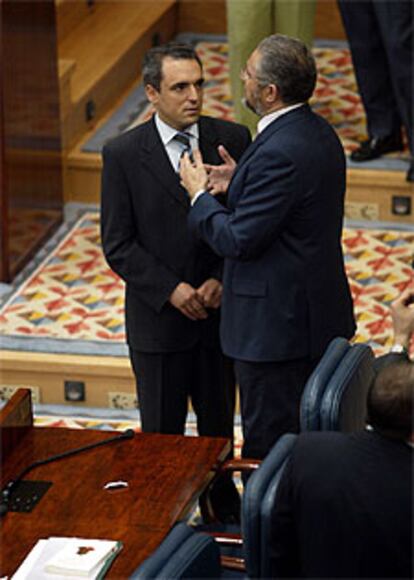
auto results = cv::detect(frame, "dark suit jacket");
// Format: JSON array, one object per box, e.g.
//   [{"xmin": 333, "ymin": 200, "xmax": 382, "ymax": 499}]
[
  {"xmin": 189, "ymin": 105, "xmax": 356, "ymax": 362},
  {"xmin": 270, "ymin": 431, "xmax": 413, "ymax": 578},
  {"xmin": 101, "ymin": 115, "xmax": 251, "ymax": 352}
]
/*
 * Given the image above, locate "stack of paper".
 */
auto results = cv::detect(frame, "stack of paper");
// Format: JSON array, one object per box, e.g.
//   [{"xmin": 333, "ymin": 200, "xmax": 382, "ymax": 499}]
[{"xmin": 12, "ymin": 537, "xmax": 123, "ymax": 579}]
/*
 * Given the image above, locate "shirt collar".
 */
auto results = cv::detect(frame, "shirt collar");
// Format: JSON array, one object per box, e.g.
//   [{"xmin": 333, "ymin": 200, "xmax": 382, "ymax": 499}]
[
  {"xmin": 257, "ymin": 102, "xmax": 305, "ymax": 134},
  {"xmin": 155, "ymin": 114, "xmax": 199, "ymax": 145}
]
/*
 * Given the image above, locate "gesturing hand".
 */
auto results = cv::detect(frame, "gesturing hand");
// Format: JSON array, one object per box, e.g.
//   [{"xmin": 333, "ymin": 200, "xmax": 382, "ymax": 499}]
[
  {"xmin": 204, "ymin": 145, "xmax": 237, "ymax": 195},
  {"xmin": 169, "ymin": 282, "xmax": 208, "ymax": 321},
  {"xmin": 390, "ymin": 285, "xmax": 414, "ymax": 348},
  {"xmin": 180, "ymin": 149, "xmax": 208, "ymax": 199}
]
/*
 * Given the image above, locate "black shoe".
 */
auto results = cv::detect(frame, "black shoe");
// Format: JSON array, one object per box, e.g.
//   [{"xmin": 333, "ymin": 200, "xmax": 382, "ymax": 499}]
[
  {"xmin": 407, "ymin": 159, "xmax": 414, "ymax": 182},
  {"xmin": 351, "ymin": 133, "xmax": 404, "ymax": 162}
]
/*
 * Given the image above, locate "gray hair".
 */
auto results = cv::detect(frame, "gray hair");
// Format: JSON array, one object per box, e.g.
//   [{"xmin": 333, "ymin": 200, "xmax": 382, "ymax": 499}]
[
  {"xmin": 255, "ymin": 34, "xmax": 317, "ymax": 104},
  {"xmin": 142, "ymin": 42, "xmax": 203, "ymax": 91}
]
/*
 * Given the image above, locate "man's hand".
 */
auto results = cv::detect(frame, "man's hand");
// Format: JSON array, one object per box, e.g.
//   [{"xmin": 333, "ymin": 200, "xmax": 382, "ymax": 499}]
[
  {"xmin": 169, "ymin": 282, "xmax": 208, "ymax": 321},
  {"xmin": 390, "ymin": 286, "xmax": 414, "ymax": 348},
  {"xmin": 197, "ymin": 278, "xmax": 223, "ymax": 309},
  {"xmin": 180, "ymin": 149, "xmax": 208, "ymax": 199},
  {"xmin": 204, "ymin": 145, "xmax": 237, "ymax": 195}
]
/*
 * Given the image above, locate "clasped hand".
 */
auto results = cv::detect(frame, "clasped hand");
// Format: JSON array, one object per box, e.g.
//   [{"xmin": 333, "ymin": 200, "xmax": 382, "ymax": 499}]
[{"xmin": 169, "ymin": 279, "xmax": 222, "ymax": 321}]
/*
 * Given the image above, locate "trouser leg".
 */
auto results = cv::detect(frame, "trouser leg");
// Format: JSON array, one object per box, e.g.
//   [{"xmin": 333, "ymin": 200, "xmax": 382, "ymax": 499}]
[{"xmin": 235, "ymin": 356, "xmax": 320, "ymax": 461}]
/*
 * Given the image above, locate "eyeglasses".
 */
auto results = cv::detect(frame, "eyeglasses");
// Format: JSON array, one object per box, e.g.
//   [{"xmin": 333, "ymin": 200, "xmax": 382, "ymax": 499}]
[{"xmin": 240, "ymin": 66, "xmax": 255, "ymax": 82}]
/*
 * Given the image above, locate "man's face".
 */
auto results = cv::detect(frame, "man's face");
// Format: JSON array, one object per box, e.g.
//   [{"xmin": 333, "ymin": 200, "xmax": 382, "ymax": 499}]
[
  {"xmin": 241, "ymin": 49, "xmax": 265, "ymax": 117},
  {"xmin": 145, "ymin": 57, "xmax": 204, "ymax": 130}
]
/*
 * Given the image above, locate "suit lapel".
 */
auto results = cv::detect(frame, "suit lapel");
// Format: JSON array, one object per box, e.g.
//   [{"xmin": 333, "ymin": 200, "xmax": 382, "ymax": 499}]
[
  {"xmin": 141, "ymin": 117, "xmax": 190, "ymax": 208},
  {"xmin": 198, "ymin": 117, "xmax": 222, "ymax": 165}
]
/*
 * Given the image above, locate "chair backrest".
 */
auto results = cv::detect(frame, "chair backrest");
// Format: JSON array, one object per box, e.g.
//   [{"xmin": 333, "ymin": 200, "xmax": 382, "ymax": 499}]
[
  {"xmin": 320, "ymin": 342, "xmax": 375, "ymax": 431},
  {"xmin": 130, "ymin": 522, "xmax": 221, "ymax": 579},
  {"xmin": 242, "ymin": 433, "xmax": 297, "ymax": 579},
  {"xmin": 300, "ymin": 337, "xmax": 351, "ymax": 431}
]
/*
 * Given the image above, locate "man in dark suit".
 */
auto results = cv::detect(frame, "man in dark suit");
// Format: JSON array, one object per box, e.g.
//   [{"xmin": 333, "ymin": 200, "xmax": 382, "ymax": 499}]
[
  {"xmin": 337, "ymin": 0, "xmax": 413, "ymax": 181},
  {"xmin": 101, "ymin": 43, "xmax": 251, "ymax": 521},
  {"xmin": 180, "ymin": 34, "xmax": 356, "ymax": 462},
  {"xmin": 269, "ymin": 286, "xmax": 414, "ymax": 579}
]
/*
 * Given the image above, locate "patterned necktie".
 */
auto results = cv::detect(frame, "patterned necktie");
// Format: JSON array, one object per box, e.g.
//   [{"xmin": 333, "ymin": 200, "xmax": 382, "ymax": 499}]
[{"xmin": 174, "ymin": 132, "xmax": 194, "ymax": 163}]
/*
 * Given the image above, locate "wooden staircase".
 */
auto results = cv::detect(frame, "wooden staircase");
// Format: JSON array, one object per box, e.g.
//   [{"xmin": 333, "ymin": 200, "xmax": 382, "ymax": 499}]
[{"xmin": 56, "ymin": 0, "xmax": 178, "ymax": 153}]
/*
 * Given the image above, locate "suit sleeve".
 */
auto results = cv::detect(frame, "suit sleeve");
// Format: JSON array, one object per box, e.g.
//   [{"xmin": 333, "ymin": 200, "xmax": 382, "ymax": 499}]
[
  {"xmin": 189, "ymin": 147, "xmax": 299, "ymax": 261},
  {"xmin": 101, "ymin": 145, "xmax": 181, "ymax": 313},
  {"xmin": 200, "ymin": 124, "xmax": 253, "ymax": 280},
  {"xmin": 269, "ymin": 458, "xmax": 301, "ymax": 578}
]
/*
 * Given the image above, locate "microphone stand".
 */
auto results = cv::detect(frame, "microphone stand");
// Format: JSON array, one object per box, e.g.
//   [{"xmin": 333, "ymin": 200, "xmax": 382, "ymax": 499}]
[{"xmin": 0, "ymin": 429, "xmax": 135, "ymax": 518}]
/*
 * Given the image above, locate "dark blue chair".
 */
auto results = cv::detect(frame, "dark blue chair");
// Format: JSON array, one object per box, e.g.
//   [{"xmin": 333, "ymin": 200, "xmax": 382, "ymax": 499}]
[
  {"xmin": 300, "ymin": 337, "xmax": 351, "ymax": 430},
  {"xmin": 241, "ymin": 433, "xmax": 297, "ymax": 579},
  {"xmin": 207, "ymin": 338, "xmax": 376, "ymax": 577},
  {"xmin": 320, "ymin": 342, "xmax": 375, "ymax": 430},
  {"xmin": 130, "ymin": 522, "xmax": 221, "ymax": 579},
  {"xmin": 300, "ymin": 339, "xmax": 375, "ymax": 432}
]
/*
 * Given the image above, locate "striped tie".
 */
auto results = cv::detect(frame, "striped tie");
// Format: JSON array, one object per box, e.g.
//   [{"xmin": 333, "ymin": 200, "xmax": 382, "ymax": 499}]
[{"xmin": 174, "ymin": 132, "xmax": 194, "ymax": 163}]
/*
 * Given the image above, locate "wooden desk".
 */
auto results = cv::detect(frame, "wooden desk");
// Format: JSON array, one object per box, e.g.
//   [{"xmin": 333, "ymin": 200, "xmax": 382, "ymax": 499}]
[{"xmin": 0, "ymin": 391, "xmax": 230, "ymax": 577}]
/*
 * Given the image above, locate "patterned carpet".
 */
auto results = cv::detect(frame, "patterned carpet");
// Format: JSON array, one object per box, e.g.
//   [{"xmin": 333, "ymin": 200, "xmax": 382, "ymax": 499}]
[
  {"xmin": 83, "ymin": 38, "xmax": 410, "ymax": 173},
  {"xmin": 1, "ymin": 212, "xmax": 413, "ymax": 358}
]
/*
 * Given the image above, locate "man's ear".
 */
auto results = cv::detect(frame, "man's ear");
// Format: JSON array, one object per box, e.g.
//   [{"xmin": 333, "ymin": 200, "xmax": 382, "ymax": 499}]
[
  {"xmin": 145, "ymin": 84, "xmax": 159, "ymax": 105},
  {"xmin": 264, "ymin": 83, "xmax": 279, "ymax": 106}
]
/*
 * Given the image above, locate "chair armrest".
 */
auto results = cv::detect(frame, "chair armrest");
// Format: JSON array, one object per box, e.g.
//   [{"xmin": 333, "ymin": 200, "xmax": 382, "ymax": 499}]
[
  {"xmin": 218, "ymin": 458, "xmax": 262, "ymax": 473},
  {"xmin": 220, "ymin": 555, "xmax": 246, "ymax": 571},
  {"xmin": 206, "ymin": 532, "xmax": 243, "ymax": 546}
]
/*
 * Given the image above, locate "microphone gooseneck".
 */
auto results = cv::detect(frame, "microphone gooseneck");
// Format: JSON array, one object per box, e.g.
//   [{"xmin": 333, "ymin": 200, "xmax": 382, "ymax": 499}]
[{"xmin": 0, "ymin": 429, "xmax": 135, "ymax": 518}]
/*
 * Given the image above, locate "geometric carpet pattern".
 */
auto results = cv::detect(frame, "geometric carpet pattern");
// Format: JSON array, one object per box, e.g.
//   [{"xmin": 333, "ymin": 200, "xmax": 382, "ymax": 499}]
[
  {"xmin": 1, "ymin": 212, "xmax": 413, "ymax": 357},
  {"xmin": 92, "ymin": 39, "xmax": 409, "ymax": 169}
]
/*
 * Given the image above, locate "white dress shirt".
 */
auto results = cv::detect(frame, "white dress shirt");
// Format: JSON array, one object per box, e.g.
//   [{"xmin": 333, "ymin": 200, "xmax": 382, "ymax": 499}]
[{"xmin": 154, "ymin": 114, "xmax": 199, "ymax": 173}]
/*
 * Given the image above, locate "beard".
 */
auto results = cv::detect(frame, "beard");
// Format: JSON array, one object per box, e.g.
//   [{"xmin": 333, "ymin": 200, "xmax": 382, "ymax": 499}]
[{"xmin": 241, "ymin": 93, "xmax": 264, "ymax": 117}]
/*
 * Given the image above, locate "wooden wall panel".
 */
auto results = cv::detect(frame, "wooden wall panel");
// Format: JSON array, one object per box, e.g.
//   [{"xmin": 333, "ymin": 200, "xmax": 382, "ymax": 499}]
[
  {"xmin": 1, "ymin": 0, "xmax": 63, "ymax": 282},
  {"xmin": 176, "ymin": 0, "xmax": 345, "ymax": 38},
  {"xmin": 177, "ymin": 0, "xmax": 227, "ymax": 34}
]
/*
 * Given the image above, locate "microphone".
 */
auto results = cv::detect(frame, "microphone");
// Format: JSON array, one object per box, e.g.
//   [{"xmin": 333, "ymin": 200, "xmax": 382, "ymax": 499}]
[{"xmin": 0, "ymin": 429, "xmax": 135, "ymax": 518}]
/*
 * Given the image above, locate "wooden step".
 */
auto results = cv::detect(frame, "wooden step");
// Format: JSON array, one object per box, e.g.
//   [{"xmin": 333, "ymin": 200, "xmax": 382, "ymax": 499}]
[
  {"xmin": 57, "ymin": 0, "xmax": 177, "ymax": 150},
  {"xmin": 0, "ymin": 350, "xmax": 135, "ymax": 408},
  {"xmin": 64, "ymin": 131, "xmax": 414, "ymax": 224}
]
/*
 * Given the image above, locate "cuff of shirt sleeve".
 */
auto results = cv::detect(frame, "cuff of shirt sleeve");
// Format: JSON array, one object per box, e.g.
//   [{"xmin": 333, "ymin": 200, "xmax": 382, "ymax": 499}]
[{"xmin": 191, "ymin": 190, "xmax": 208, "ymax": 206}]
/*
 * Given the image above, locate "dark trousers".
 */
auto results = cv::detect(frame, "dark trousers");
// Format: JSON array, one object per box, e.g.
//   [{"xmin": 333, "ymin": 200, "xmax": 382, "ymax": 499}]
[
  {"xmin": 338, "ymin": 0, "xmax": 413, "ymax": 151},
  {"xmin": 129, "ymin": 343, "xmax": 235, "ymax": 438},
  {"xmin": 129, "ymin": 344, "xmax": 240, "ymax": 522},
  {"xmin": 235, "ymin": 356, "xmax": 320, "ymax": 461}
]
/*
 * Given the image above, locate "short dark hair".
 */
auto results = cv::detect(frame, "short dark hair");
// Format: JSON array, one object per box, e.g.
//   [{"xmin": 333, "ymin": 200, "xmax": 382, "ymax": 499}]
[
  {"xmin": 255, "ymin": 34, "xmax": 317, "ymax": 105},
  {"xmin": 367, "ymin": 361, "xmax": 413, "ymax": 440},
  {"xmin": 142, "ymin": 42, "xmax": 203, "ymax": 91}
]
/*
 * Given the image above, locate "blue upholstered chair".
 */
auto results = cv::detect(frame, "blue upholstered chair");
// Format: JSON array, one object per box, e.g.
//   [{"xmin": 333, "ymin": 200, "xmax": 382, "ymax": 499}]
[
  {"xmin": 300, "ymin": 338, "xmax": 375, "ymax": 432},
  {"xmin": 300, "ymin": 337, "xmax": 351, "ymax": 430},
  {"xmin": 207, "ymin": 338, "xmax": 376, "ymax": 577},
  {"xmin": 241, "ymin": 433, "xmax": 297, "ymax": 579},
  {"xmin": 130, "ymin": 522, "xmax": 221, "ymax": 579}
]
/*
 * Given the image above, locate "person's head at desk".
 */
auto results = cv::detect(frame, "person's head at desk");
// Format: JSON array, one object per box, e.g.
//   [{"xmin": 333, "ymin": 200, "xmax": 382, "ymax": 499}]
[{"xmin": 367, "ymin": 360, "xmax": 413, "ymax": 445}]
